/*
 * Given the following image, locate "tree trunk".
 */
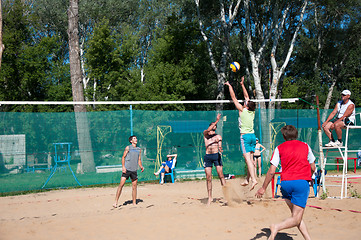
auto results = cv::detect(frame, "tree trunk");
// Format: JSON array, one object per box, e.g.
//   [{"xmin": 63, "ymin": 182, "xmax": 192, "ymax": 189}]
[
  {"xmin": 68, "ymin": 0, "xmax": 95, "ymax": 173},
  {"xmin": 250, "ymin": 55, "xmax": 266, "ymax": 108},
  {"xmin": 321, "ymin": 76, "xmax": 337, "ymax": 121},
  {"xmin": 79, "ymin": 35, "xmax": 90, "ymax": 94}
]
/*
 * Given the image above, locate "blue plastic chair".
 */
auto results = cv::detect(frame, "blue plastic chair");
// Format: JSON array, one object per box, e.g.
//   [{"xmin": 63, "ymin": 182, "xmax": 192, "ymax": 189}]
[
  {"xmin": 160, "ymin": 169, "xmax": 175, "ymax": 184},
  {"xmin": 275, "ymin": 175, "xmax": 282, "ymax": 196},
  {"xmin": 159, "ymin": 155, "xmax": 177, "ymax": 184},
  {"xmin": 312, "ymin": 175, "xmax": 318, "ymax": 197}
]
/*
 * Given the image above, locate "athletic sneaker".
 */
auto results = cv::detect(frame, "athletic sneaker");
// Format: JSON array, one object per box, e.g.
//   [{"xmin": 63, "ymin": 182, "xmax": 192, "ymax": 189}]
[
  {"xmin": 325, "ymin": 141, "xmax": 335, "ymax": 147},
  {"xmin": 333, "ymin": 140, "xmax": 343, "ymax": 147},
  {"xmin": 325, "ymin": 140, "xmax": 343, "ymax": 147}
]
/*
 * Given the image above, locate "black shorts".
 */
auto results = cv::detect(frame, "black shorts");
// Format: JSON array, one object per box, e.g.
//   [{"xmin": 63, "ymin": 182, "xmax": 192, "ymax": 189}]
[
  {"xmin": 203, "ymin": 153, "xmax": 222, "ymax": 168},
  {"xmin": 122, "ymin": 170, "xmax": 138, "ymax": 181},
  {"xmin": 253, "ymin": 155, "xmax": 261, "ymax": 159},
  {"xmin": 331, "ymin": 117, "xmax": 354, "ymax": 126}
]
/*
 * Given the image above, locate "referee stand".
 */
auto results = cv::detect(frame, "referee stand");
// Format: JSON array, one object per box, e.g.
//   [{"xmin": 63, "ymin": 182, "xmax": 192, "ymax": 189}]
[{"xmin": 320, "ymin": 113, "xmax": 361, "ymax": 199}]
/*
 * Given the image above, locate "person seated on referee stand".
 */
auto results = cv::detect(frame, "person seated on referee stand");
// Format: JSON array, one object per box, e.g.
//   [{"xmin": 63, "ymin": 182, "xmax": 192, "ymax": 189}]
[
  {"xmin": 322, "ymin": 89, "xmax": 355, "ymax": 147},
  {"xmin": 154, "ymin": 154, "xmax": 177, "ymax": 184}
]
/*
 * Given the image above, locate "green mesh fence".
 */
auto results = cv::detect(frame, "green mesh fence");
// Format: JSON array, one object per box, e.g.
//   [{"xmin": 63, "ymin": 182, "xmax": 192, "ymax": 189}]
[{"xmin": 0, "ymin": 108, "xmax": 360, "ymax": 193}]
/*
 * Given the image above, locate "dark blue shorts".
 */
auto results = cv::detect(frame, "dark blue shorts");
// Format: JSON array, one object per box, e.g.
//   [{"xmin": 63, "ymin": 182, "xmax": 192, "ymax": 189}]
[
  {"xmin": 203, "ymin": 153, "xmax": 222, "ymax": 168},
  {"xmin": 122, "ymin": 170, "xmax": 138, "ymax": 181},
  {"xmin": 281, "ymin": 180, "xmax": 310, "ymax": 208}
]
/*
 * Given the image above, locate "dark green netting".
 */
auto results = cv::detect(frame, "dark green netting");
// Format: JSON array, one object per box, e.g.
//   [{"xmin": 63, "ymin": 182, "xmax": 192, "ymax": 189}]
[
  {"xmin": 0, "ymin": 108, "xmax": 360, "ymax": 193},
  {"xmin": 270, "ymin": 117, "xmax": 318, "ymax": 129},
  {"xmin": 161, "ymin": 120, "xmax": 210, "ymax": 133}
]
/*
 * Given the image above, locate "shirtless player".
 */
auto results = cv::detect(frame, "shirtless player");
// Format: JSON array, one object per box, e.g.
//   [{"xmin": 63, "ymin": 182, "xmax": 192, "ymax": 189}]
[{"xmin": 203, "ymin": 113, "xmax": 226, "ymax": 205}]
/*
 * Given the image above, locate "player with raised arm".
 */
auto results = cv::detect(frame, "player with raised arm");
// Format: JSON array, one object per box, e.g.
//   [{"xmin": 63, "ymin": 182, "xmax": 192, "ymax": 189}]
[
  {"xmin": 224, "ymin": 76, "xmax": 258, "ymax": 190},
  {"xmin": 203, "ymin": 113, "xmax": 226, "ymax": 205}
]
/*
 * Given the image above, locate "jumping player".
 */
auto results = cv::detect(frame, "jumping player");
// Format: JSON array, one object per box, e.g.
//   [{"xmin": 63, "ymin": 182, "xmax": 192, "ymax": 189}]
[
  {"xmin": 255, "ymin": 125, "xmax": 316, "ymax": 240},
  {"xmin": 225, "ymin": 77, "xmax": 258, "ymax": 190},
  {"xmin": 203, "ymin": 113, "xmax": 226, "ymax": 205},
  {"xmin": 113, "ymin": 136, "xmax": 144, "ymax": 208}
]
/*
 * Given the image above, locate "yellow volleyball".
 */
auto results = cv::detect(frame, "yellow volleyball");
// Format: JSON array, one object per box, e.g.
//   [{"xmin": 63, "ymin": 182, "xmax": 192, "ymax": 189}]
[{"xmin": 230, "ymin": 61, "xmax": 240, "ymax": 72}]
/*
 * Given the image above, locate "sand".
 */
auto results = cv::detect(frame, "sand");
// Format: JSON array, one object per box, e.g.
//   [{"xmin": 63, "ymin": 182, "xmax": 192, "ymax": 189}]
[{"xmin": 1, "ymin": 175, "xmax": 361, "ymax": 240}]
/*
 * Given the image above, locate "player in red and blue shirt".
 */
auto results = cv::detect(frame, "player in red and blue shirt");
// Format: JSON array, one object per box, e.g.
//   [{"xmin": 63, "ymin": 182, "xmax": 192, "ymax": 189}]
[{"xmin": 256, "ymin": 125, "xmax": 316, "ymax": 240}]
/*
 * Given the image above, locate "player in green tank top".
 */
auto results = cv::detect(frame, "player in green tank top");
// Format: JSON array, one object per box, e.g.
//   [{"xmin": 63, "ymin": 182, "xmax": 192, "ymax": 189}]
[{"xmin": 225, "ymin": 76, "xmax": 258, "ymax": 191}]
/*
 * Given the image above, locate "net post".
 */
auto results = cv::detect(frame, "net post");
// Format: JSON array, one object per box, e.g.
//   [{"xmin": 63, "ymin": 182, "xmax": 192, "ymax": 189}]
[
  {"xmin": 130, "ymin": 105, "xmax": 133, "ymax": 136},
  {"xmin": 258, "ymin": 103, "xmax": 263, "ymax": 175},
  {"xmin": 316, "ymin": 96, "xmax": 326, "ymax": 194}
]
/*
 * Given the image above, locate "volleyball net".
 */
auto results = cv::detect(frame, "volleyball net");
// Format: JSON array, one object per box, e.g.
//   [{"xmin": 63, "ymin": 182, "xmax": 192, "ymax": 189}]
[{"xmin": 0, "ymin": 100, "xmax": 360, "ymax": 193}]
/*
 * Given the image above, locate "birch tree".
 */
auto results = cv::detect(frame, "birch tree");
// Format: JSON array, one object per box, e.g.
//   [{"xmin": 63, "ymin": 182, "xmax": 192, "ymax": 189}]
[
  {"xmin": 194, "ymin": 0, "xmax": 241, "ymax": 110},
  {"xmin": 68, "ymin": 0, "xmax": 95, "ymax": 172},
  {"xmin": 269, "ymin": 1, "xmax": 307, "ymax": 109},
  {"xmin": 243, "ymin": 0, "xmax": 308, "ymax": 109}
]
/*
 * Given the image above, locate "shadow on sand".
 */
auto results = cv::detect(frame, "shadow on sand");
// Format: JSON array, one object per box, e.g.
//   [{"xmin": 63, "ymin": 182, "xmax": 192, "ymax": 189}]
[
  {"xmin": 122, "ymin": 199, "xmax": 144, "ymax": 206},
  {"xmin": 250, "ymin": 228, "xmax": 296, "ymax": 240}
]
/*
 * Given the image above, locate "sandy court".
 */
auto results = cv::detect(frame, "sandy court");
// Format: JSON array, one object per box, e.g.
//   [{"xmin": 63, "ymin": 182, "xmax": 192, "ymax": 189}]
[{"xmin": 1, "ymin": 175, "xmax": 361, "ymax": 240}]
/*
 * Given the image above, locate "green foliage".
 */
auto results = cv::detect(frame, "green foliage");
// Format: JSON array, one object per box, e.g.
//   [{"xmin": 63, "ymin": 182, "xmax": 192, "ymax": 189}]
[
  {"xmin": 1, "ymin": 0, "xmax": 360, "ymax": 112},
  {"xmin": 140, "ymin": 16, "xmax": 218, "ymax": 110},
  {"xmin": 281, "ymin": 76, "xmax": 324, "ymax": 109},
  {"xmin": 350, "ymin": 77, "xmax": 361, "ymax": 106},
  {"xmin": 349, "ymin": 186, "xmax": 361, "ymax": 198},
  {"xmin": 0, "ymin": 2, "xmax": 73, "ymax": 148},
  {"xmin": 0, "ymin": 0, "xmax": 73, "ymax": 112},
  {"xmin": 0, "ymin": 0, "xmax": 31, "ymax": 104},
  {"xmin": 288, "ymin": 0, "xmax": 361, "ymax": 109},
  {"xmin": 84, "ymin": 19, "xmax": 141, "ymax": 110}
]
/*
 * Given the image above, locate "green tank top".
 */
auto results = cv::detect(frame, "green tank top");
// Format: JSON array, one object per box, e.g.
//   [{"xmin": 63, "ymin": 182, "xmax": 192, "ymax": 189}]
[{"xmin": 238, "ymin": 109, "xmax": 255, "ymax": 134}]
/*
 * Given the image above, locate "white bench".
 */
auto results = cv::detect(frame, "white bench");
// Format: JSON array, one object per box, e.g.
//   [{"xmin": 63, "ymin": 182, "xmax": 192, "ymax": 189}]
[
  {"xmin": 95, "ymin": 164, "xmax": 122, "ymax": 173},
  {"xmin": 174, "ymin": 167, "xmax": 205, "ymax": 179}
]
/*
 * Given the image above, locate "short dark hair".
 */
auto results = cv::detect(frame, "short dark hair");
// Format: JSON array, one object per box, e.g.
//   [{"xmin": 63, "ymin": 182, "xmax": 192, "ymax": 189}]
[
  {"xmin": 209, "ymin": 122, "xmax": 217, "ymax": 128},
  {"xmin": 281, "ymin": 125, "xmax": 298, "ymax": 141},
  {"xmin": 129, "ymin": 135, "xmax": 136, "ymax": 143},
  {"xmin": 247, "ymin": 101, "xmax": 256, "ymax": 111}
]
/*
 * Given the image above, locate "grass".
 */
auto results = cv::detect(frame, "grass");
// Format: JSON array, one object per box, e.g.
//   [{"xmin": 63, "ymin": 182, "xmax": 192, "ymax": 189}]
[
  {"xmin": 348, "ymin": 185, "xmax": 361, "ymax": 198},
  {"xmin": 0, "ymin": 159, "xmax": 247, "ymax": 197},
  {"xmin": 0, "ymin": 164, "xmax": 213, "ymax": 197},
  {"xmin": 0, "ymin": 175, "xmax": 209, "ymax": 197},
  {"xmin": 320, "ymin": 190, "xmax": 328, "ymax": 200}
]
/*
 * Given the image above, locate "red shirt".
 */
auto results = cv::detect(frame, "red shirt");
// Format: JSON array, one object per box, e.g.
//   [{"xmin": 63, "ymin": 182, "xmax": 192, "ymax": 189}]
[{"xmin": 270, "ymin": 140, "xmax": 315, "ymax": 181}]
